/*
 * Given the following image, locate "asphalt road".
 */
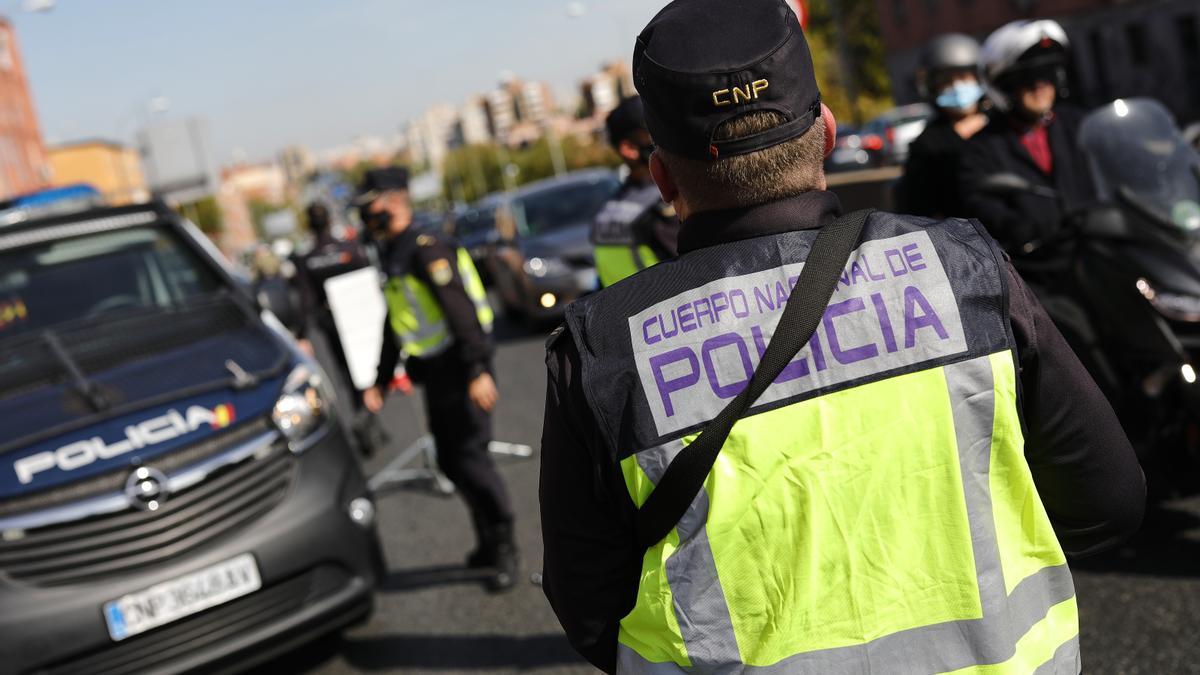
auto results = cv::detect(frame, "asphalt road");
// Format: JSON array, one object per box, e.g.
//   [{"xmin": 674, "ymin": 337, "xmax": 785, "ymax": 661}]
[{"xmin": 261, "ymin": 316, "xmax": 1200, "ymax": 675}]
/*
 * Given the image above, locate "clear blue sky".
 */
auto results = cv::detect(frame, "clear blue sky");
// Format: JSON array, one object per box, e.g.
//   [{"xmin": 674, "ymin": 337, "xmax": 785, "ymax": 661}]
[{"xmin": 9, "ymin": 0, "xmax": 667, "ymax": 163}]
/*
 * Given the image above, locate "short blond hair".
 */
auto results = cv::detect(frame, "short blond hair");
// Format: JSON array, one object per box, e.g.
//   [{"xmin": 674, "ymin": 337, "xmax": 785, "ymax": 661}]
[{"xmin": 658, "ymin": 112, "xmax": 826, "ymax": 212}]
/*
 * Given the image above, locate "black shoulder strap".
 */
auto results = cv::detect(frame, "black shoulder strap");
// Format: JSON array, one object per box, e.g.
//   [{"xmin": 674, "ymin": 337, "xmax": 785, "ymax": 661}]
[{"xmin": 633, "ymin": 208, "xmax": 874, "ymax": 551}]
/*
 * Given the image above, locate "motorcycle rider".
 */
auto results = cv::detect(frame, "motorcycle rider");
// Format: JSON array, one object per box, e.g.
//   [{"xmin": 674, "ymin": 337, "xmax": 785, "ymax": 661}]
[
  {"xmin": 591, "ymin": 96, "xmax": 681, "ymax": 288},
  {"xmin": 959, "ymin": 19, "xmax": 1096, "ymax": 254},
  {"xmin": 898, "ymin": 33, "xmax": 988, "ymax": 218}
]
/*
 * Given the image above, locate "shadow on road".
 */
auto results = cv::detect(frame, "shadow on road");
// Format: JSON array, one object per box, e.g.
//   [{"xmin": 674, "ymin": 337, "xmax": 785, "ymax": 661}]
[
  {"xmin": 1072, "ymin": 503, "xmax": 1200, "ymax": 577},
  {"xmin": 378, "ymin": 564, "xmax": 495, "ymax": 592},
  {"xmin": 337, "ymin": 633, "xmax": 585, "ymax": 671}
]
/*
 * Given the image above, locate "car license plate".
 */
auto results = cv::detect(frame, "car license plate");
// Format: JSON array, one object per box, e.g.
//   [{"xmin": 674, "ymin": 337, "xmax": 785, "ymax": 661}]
[{"xmin": 102, "ymin": 554, "xmax": 262, "ymax": 641}]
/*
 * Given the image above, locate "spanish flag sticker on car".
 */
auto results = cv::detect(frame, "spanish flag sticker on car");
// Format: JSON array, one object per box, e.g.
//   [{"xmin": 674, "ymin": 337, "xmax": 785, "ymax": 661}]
[
  {"xmin": 428, "ymin": 259, "xmax": 453, "ymax": 286},
  {"xmin": 211, "ymin": 404, "xmax": 236, "ymax": 429}
]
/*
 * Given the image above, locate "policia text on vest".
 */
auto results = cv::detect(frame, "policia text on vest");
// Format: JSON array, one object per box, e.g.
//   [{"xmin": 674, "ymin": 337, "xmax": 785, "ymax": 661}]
[{"xmin": 549, "ymin": 213, "xmax": 1096, "ymax": 673}]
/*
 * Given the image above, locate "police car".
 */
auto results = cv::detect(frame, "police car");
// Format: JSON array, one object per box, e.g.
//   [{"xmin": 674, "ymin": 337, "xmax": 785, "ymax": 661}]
[{"xmin": 0, "ymin": 200, "xmax": 383, "ymax": 673}]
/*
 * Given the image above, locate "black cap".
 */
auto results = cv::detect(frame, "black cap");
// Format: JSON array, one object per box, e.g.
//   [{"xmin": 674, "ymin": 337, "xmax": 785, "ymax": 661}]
[
  {"xmin": 605, "ymin": 96, "xmax": 647, "ymax": 148},
  {"xmin": 633, "ymin": 0, "xmax": 820, "ymax": 161},
  {"xmin": 353, "ymin": 166, "xmax": 409, "ymax": 205}
]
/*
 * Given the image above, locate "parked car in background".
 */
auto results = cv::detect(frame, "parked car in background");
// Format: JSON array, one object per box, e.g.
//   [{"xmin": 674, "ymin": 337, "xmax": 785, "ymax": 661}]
[
  {"xmin": 825, "ymin": 125, "xmax": 874, "ymax": 173},
  {"xmin": 485, "ymin": 169, "xmax": 619, "ymax": 320},
  {"xmin": 857, "ymin": 103, "xmax": 934, "ymax": 166}
]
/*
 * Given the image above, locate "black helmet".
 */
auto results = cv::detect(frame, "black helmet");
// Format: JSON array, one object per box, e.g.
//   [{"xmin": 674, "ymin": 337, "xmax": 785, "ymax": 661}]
[{"xmin": 917, "ymin": 33, "xmax": 980, "ymax": 99}]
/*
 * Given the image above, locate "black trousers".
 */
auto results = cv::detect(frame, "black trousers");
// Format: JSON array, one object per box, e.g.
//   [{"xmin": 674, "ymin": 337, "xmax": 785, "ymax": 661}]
[{"xmin": 420, "ymin": 355, "xmax": 515, "ymax": 533}]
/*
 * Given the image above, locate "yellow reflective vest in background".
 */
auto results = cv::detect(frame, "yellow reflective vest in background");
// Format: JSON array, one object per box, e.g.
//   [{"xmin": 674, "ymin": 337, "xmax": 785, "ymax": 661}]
[{"xmin": 384, "ymin": 247, "xmax": 493, "ymax": 357}]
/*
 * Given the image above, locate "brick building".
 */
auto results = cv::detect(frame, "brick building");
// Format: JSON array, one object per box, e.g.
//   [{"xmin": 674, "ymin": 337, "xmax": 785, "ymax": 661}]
[
  {"xmin": 878, "ymin": 0, "xmax": 1200, "ymax": 124},
  {"xmin": 0, "ymin": 18, "xmax": 49, "ymax": 199}
]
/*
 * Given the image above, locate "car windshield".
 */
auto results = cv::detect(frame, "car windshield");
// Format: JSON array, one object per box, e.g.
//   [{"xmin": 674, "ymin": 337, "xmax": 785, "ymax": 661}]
[
  {"xmin": 1079, "ymin": 98, "xmax": 1200, "ymax": 234},
  {"xmin": 511, "ymin": 177, "xmax": 617, "ymax": 237},
  {"xmin": 0, "ymin": 224, "xmax": 223, "ymax": 341},
  {"xmin": 456, "ymin": 205, "xmax": 497, "ymax": 238}
]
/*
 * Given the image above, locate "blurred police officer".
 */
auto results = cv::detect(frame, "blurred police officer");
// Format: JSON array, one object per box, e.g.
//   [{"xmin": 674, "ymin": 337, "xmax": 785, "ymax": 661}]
[
  {"xmin": 539, "ymin": 1, "xmax": 1143, "ymax": 672},
  {"xmin": 959, "ymin": 20, "xmax": 1095, "ymax": 254},
  {"xmin": 356, "ymin": 168, "xmax": 518, "ymax": 592},
  {"xmin": 292, "ymin": 201, "xmax": 386, "ymax": 455},
  {"xmin": 898, "ymin": 34, "xmax": 988, "ymax": 218},
  {"xmin": 591, "ymin": 96, "xmax": 681, "ymax": 288}
]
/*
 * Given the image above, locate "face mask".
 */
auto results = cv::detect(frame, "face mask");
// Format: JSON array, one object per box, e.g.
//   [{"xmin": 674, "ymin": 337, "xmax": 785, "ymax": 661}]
[
  {"xmin": 936, "ymin": 81, "xmax": 984, "ymax": 111},
  {"xmin": 363, "ymin": 208, "xmax": 392, "ymax": 235}
]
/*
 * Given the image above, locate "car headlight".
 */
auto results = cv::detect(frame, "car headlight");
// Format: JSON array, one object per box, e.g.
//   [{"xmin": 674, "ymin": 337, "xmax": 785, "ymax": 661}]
[
  {"xmin": 523, "ymin": 256, "xmax": 572, "ymax": 278},
  {"xmin": 1137, "ymin": 278, "xmax": 1200, "ymax": 322},
  {"xmin": 272, "ymin": 364, "xmax": 329, "ymax": 450}
]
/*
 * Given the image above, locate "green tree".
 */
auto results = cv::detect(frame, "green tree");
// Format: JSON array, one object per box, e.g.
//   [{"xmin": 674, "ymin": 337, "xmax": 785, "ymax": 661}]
[
  {"xmin": 442, "ymin": 135, "xmax": 621, "ymax": 204},
  {"xmin": 805, "ymin": 0, "xmax": 894, "ymax": 125}
]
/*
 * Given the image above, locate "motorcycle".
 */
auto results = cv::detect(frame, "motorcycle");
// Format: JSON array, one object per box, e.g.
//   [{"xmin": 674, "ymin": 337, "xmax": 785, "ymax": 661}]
[{"xmin": 981, "ymin": 98, "xmax": 1200, "ymax": 496}]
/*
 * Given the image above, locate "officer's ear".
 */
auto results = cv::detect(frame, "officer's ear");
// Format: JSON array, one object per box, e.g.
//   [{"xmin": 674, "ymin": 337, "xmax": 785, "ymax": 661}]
[
  {"xmin": 649, "ymin": 151, "xmax": 679, "ymax": 207},
  {"xmin": 821, "ymin": 103, "xmax": 837, "ymax": 159},
  {"xmin": 616, "ymin": 138, "xmax": 641, "ymax": 164}
]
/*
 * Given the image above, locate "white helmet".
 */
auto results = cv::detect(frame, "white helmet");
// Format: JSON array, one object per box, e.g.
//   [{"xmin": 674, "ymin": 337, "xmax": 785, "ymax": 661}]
[{"xmin": 980, "ymin": 19, "xmax": 1070, "ymax": 111}]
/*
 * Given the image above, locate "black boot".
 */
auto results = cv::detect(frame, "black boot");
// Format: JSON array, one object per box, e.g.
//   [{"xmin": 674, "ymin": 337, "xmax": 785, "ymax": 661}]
[
  {"xmin": 472, "ymin": 522, "xmax": 518, "ymax": 593},
  {"xmin": 485, "ymin": 539, "xmax": 518, "ymax": 593}
]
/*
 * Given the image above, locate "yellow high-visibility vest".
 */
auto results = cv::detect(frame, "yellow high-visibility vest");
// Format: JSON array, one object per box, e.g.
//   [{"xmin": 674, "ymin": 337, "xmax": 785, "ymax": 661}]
[
  {"xmin": 564, "ymin": 212, "xmax": 1080, "ymax": 674},
  {"xmin": 384, "ymin": 247, "xmax": 493, "ymax": 357}
]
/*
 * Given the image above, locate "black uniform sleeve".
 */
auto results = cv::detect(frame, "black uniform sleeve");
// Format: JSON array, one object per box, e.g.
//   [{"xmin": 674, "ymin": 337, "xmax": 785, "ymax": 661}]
[
  {"xmin": 415, "ymin": 241, "xmax": 493, "ymax": 379},
  {"xmin": 959, "ymin": 136, "xmax": 1039, "ymax": 250},
  {"xmin": 540, "ymin": 329, "xmax": 641, "ymax": 674},
  {"xmin": 374, "ymin": 313, "xmax": 400, "ymax": 389},
  {"xmin": 1006, "ymin": 262, "xmax": 1146, "ymax": 556}
]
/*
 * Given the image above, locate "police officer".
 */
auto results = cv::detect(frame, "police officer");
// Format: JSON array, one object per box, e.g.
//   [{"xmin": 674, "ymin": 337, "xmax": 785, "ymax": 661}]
[
  {"xmin": 592, "ymin": 96, "xmax": 681, "ymax": 288},
  {"xmin": 898, "ymin": 34, "xmax": 988, "ymax": 218},
  {"xmin": 356, "ymin": 168, "xmax": 518, "ymax": 592},
  {"xmin": 292, "ymin": 202, "xmax": 386, "ymax": 454},
  {"xmin": 959, "ymin": 20, "xmax": 1095, "ymax": 254},
  {"xmin": 539, "ymin": 1, "xmax": 1143, "ymax": 672}
]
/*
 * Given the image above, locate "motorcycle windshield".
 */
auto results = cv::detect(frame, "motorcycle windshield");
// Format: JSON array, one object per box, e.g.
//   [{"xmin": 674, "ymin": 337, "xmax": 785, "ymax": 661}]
[{"xmin": 1079, "ymin": 98, "xmax": 1200, "ymax": 236}]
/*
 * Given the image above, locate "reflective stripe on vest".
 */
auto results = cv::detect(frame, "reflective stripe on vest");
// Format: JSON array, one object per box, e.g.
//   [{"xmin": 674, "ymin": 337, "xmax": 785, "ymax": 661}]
[
  {"xmin": 385, "ymin": 248, "xmax": 493, "ymax": 357},
  {"xmin": 562, "ymin": 213, "xmax": 1079, "ymax": 674},
  {"xmin": 596, "ymin": 243, "xmax": 661, "ymax": 288}
]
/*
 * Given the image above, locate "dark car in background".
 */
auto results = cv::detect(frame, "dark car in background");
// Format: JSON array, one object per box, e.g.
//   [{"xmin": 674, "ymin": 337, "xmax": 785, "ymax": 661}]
[
  {"xmin": 0, "ymin": 202, "xmax": 383, "ymax": 674},
  {"xmin": 485, "ymin": 169, "xmax": 619, "ymax": 320},
  {"xmin": 453, "ymin": 194, "xmax": 505, "ymax": 286},
  {"xmin": 825, "ymin": 125, "xmax": 873, "ymax": 173}
]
